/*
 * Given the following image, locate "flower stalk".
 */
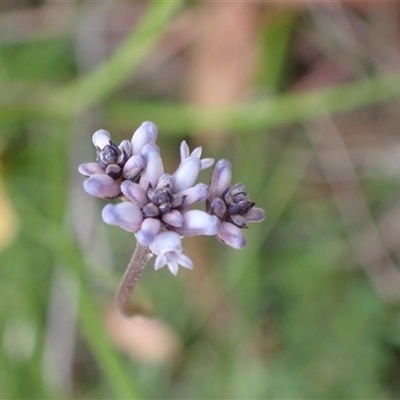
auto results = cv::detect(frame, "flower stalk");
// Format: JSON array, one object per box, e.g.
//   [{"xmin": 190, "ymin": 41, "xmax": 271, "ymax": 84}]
[{"xmin": 114, "ymin": 243, "xmax": 152, "ymax": 317}]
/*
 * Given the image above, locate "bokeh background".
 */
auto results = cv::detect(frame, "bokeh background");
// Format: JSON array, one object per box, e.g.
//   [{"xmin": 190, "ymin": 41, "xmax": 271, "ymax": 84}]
[{"xmin": 2, "ymin": 1, "xmax": 400, "ymax": 399}]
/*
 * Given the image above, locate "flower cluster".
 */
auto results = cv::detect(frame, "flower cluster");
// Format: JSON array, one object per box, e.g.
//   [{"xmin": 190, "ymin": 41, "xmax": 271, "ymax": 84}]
[{"xmin": 79, "ymin": 121, "xmax": 265, "ymax": 277}]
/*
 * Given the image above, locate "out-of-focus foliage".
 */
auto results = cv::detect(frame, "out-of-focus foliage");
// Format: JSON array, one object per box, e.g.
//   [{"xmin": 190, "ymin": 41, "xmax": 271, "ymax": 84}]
[{"xmin": 2, "ymin": 1, "xmax": 400, "ymax": 399}]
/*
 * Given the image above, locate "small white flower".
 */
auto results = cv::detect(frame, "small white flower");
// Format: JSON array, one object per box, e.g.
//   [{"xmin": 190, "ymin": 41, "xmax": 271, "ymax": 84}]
[
  {"xmin": 179, "ymin": 140, "xmax": 214, "ymax": 171},
  {"xmin": 149, "ymin": 231, "xmax": 193, "ymax": 275}
]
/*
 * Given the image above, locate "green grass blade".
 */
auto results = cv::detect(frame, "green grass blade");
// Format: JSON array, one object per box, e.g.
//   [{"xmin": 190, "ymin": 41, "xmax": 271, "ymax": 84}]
[
  {"xmin": 59, "ymin": 1, "xmax": 182, "ymax": 113},
  {"xmin": 106, "ymin": 71, "xmax": 400, "ymax": 134}
]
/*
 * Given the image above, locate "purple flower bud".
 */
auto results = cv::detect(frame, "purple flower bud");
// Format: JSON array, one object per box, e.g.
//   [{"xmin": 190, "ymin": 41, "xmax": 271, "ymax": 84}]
[
  {"xmin": 78, "ymin": 162, "xmax": 104, "ymax": 177},
  {"xmin": 206, "ymin": 158, "xmax": 265, "ymax": 249},
  {"xmin": 83, "ymin": 174, "xmax": 121, "ymax": 199},
  {"xmin": 156, "ymin": 174, "xmax": 173, "ymax": 190},
  {"xmin": 131, "ymin": 121, "xmax": 158, "ymax": 155},
  {"xmin": 92, "ymin": 129, "xmax": 111, "ymax": 149},
  {"xmin": 244, "ymin": 207, "xmax": 266, "ymax": 223},
  {"xmin": 119, "ymin": 140, "xmax": 132, "ymax": 159},
  {"xmin": 162, "ymin": 209, "xmax": 184, "ymax": 228},
  {"xmin": 179, "ymin": 183, "xmax": 209, "ymax": 209},
  {"xmin": 122, "ymin": 155, "xmax": 145, "ymax": 181},
  {"xmin": 174, "ymin": 210, "xmax": 220, "ymax": 237},
  {"xmin": 210, "ymin": 197, "xmax": 226, "ymax": 219},
  {"xmin": 172, "ymin": 157, "xmax": 201, "ymax": 193},
  {"xmin": 208, "ymin": 159, "xmax": 232, "ymax": 203},
  {"xmin": 140, "ymin": 144, "xmax": 164, "ymax": 189},
  {"xmin": 217, "ymin": 221, "xmax": 246, "ymax": 249},
  {"xmin": 102, "ymin": 202, "xmax": 143, "ymax": 232},
  {"xmin": 136, "ymin": 218, "xmax": 162, "ymax": 246},
  {"xmin": 121, "ymin": 180, "xmax": 147, "ymax": 207}
]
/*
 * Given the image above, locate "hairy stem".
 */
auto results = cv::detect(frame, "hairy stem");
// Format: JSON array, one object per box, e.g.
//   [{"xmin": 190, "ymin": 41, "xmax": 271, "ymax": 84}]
[{"xmin": 114, "ymin": 243, "xmax": 152, "ymax": 317}]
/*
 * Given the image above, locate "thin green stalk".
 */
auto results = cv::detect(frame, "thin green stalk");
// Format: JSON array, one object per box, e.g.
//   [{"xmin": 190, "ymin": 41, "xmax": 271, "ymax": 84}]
[
  {"xmin": 2, "ymin": 70, "xmax": 400, "ymax": 130},
  {"xmin": 59, "ymin": 1, "xmax": 182, "ymax": 113},
  {"xmin": 106, "ymin": 71, "xmax": 400, "ymax": 134}
]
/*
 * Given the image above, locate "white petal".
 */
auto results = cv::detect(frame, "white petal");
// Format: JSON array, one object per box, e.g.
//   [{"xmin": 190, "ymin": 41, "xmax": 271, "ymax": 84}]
[
  {"xmin": 179, "ymin": 140, "xmax": 190, "ymax": 162},
  {"xmin": 131, "ymin": 121, "xmax": 158, "ymax": 155},
  {"xmin": 172, "ymin": 157, "xmax": 201, "ymax": 193},
  {"xmin": 136, "ymin": 218, "xmax": 162, "ymax": 246},
  {"xmin": 140, "ymin": 144, "xmax": 164, "ymax": 189},
  {"xmin": 174, "ymin": 210, "xmax": 220, "ymax": 237},
  {"xmin": 200, "ymin": 158, "xmax": 214, "ymax": 171},
  {"xmin": 102, "ymin": 203, "xmax": 143, "ymax": 232},
  {"xmin": 175, "ymin": 253, "xmax": 193, "ymax": 270},
  {"xmin": 208, "ymin": 159, "xmax": 231, "ymax": 201},
  {"xmin": 190, "ymin": 146, "xmax": 202, "ymax": 159},
  {"xmin": 154, "ymin": 254, "xmax": 167, "ymax": 271},
  {"xmin": 92, "ymin": 129, "xmax": 111, "ymax": 149},
  {"xmin": 167, "ymin": 259, "xmax": 179, "ymax": 276},
  {"xmin": 121, "ymin": 180, "xmax": 147, "ymax": 207},
  {"xmin": 83, "ymin": 174, "xmax": 121, "ymax": 199},
  {"xmin": 217, "ymin": 221, "xmax": 246, "ymax": 249}
]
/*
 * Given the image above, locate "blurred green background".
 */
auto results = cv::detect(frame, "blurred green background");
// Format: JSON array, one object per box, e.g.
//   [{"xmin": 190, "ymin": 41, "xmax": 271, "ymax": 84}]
[{"xmin": 2, "ymin": 1, "xmax": 400, "ymax": 399}]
